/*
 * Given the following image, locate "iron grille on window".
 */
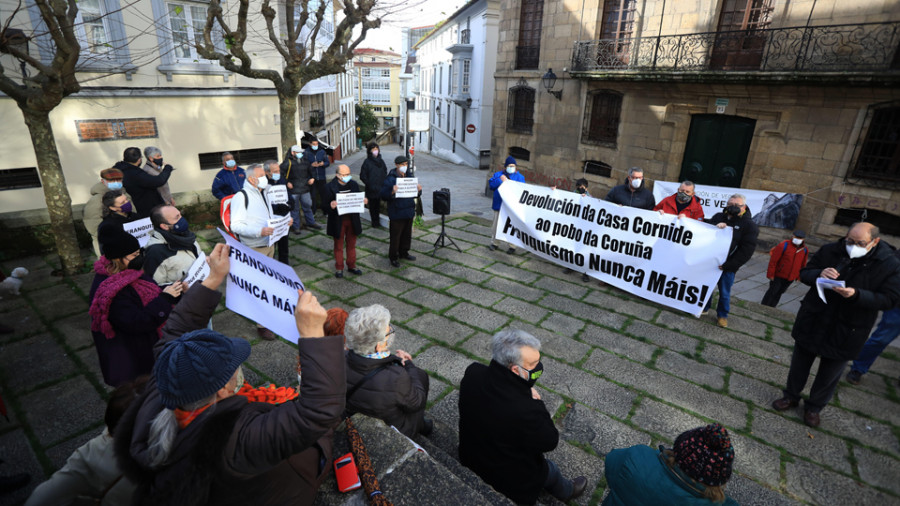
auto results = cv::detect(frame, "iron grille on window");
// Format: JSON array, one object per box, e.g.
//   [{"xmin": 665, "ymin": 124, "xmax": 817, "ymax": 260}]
[
  {"xmin": 509, "ymin": 146, "xmax": 531, "ymax": 161},
  {"xmin": 310, "ymin": 109, "xmax": 325, "ymax": 128},
  {"xmin": 852, "ymin": 105, "xmax": 900, "ymax": 182},
  {"xmin": 582, "ymin": 91, "xmax": 622, "ymax": 146},
  {"xmin": 507, "ymin": 86, "xmax": 535, "ymax": 134},
  {"xmin": 0, "ymin": 167, "xmax": 41, "ymax": 191},
  {"xmin": 198, "ymin": 147, "xmax": 279, "ymax": 170},
  {"xmin": 834, "ymin": 208, "xmax": 900, "ymax": 236}
]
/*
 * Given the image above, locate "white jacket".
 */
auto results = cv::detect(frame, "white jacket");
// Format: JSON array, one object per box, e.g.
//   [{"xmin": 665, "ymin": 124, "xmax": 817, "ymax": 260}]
[{"xmin": 229, "ymin": 180, "xmax": 273, "ymax": 248}]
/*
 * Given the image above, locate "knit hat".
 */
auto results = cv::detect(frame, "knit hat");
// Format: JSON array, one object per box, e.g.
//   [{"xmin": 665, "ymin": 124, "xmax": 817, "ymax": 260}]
[
  {"xmin": 505, "ymin": 156, "xmax": 516, "ymax": 166},
  {"xmin": 98, "ymin": 225, "xmax": 140, "ymax": 260},
  {"xmin": 100, "ymin": 168, "xmax": 123, "ymax": 180},
  {"xmin": 394, "ymin": 155, "xmax": 409, "ymax": 165},
  {"xmin": 673, "ymin": 424, "xmax": 734, "ymax": 486},
  {"xmin": 154, "ymin": 329, "xmax": 251, "ymax": 409},
  {"xmin": 792, "ymin": 229, "xmax": 806, "ymax": 238}
]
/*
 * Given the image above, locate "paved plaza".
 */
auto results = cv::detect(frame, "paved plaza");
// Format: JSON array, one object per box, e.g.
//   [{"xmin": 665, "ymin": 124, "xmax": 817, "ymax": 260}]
[{"xmin": 1, "ymin": 148, "xmax": 899, "ymax": 505}]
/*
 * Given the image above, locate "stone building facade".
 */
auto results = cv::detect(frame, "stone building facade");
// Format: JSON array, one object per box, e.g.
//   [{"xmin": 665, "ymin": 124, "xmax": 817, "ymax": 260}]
[{"xmin": 490, "ymin": 0, "xmax": 900, "ymax": 241}]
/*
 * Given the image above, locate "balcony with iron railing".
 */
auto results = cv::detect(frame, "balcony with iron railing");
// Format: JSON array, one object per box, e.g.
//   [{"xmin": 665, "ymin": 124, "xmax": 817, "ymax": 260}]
[{"xmin": 570, "ymin": 21, "xmax": 900, "ymax": 83}]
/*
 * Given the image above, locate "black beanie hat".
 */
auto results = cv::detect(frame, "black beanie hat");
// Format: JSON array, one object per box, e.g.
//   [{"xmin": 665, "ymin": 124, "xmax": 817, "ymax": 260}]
[
  {"xmin": 673, "ymin": 423, "xmax": 735, "ymax": 487},
  {"xmin": 98, "ymin": 225, "xmax": 140, "ymax": 260}
]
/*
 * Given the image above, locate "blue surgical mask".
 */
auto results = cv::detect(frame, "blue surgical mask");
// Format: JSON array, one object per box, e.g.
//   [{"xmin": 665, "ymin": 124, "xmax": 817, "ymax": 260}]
[
  {"xmin": 106, "ymin": 181, "xmax": 123, "ymax": 190},
  {"xmin": 341, "ymin": 175, "xmax": 352, "ymax": 183},
  {"xmin": 311, "ymin": 145, "xmax": 319, "ymax": 151},
  {"xmin": 225, "ymin": 160, "xmax": 236, "ymax": 168},
  {"xmin": 272, "ymin": 173, "xmax": 281, "ymax": 181},
  {"xmin": 506, "ymin": 165, "xmax": 516, "ymax": 174}
]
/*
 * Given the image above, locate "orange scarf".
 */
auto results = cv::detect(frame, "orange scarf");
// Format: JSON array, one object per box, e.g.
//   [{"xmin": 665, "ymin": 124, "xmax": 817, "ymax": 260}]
[{"xmin": 173, "ymin": 383, "xmax": 299, "ymax": 429}]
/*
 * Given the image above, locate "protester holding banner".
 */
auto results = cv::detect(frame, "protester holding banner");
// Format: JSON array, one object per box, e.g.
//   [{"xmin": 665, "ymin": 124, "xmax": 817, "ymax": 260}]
[
  {"xmin": 143, "ymin": 205, "xmax": 202, "ymax": 287},
  {"xmin": 654, "ymin": 181, "xmax": 705, "ymax": 220},
  {"xmin": 761, "ymin": 230, "xmax": 808, "ymax": 307},
  {"xmin": 229, "ymin": 163, "xmax": 284, "ymax": 340},
  {"xmin": 773, "ymin": 223, "xmax": 900, "ymax": 428},
  {"xmin": 265, "ymin": 160, "xmax": 294, "ymax": 265},
  {"xmin": 90, "ymin": 226, "xmax": 182, "ymax": 387},
  {"xmin": 326, "ymin": 165, "xmax": 366, "ymax": 278},
  {"xmin": 344, "ymin": 304, "xmax": 431, "ymax": 438},
  {"xmin": 98, "ymin": 190, "xmax": 139, "ymax": 240},
  {"xmin": 704, "ymin": 194, "xmax": 759, "ymax": 328},
  {"xmin": 605, "ymin": 167, "xmax": 655, "ymax": 210},
  {"xmin": 114, "ymin": 243, "xmax": 346, "ymax": 505},
  {"xmin": 489, "ymin": 156, "xmax": 526, "ymax": 254},
  {"xmin": 380, "ymin": 156, "xmax": 421, "ymax": 268}
]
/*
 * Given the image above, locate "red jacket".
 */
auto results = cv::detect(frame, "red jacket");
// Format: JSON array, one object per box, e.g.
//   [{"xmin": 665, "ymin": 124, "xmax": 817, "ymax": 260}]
[
  {"xmin": 653, "ymin": 194, "xmax": 705, "ymax": 220},
  {"xmin": 767, "ymin": 240, "xmax": 809, "ymax": 281}
]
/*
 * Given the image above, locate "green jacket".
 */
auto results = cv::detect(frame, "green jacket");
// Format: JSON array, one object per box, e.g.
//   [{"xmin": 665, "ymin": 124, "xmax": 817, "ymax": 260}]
[{"xmin": 603, "ymin": 445, "xmax": 738, "ymax": 506}]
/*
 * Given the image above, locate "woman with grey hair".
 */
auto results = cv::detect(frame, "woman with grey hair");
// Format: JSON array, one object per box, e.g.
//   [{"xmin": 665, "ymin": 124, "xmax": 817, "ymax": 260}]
[
  {"xmin": 344, "ymin": 304, "xmax": 431, "ymax": 437},
  {"xmin": 143, "ymin": 146, "xmax": 175, "ymax": 206}
]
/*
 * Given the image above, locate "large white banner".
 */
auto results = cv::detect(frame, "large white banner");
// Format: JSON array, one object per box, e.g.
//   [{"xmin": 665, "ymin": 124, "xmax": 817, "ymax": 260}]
[
  {"xmin": 219, "ymin": 229, "xmax": 305, "ymax": 342},
  {"xmin": 652, "ymin": 181, "xmax": 804, "ymax": 229},
  {"xmin": 498, "ymin": 181, "xmax": 732, "ymax": 316}
]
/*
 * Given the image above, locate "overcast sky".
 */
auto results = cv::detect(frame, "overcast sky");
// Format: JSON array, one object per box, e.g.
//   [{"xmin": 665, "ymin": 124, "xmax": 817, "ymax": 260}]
[{"xmin": 353, "ymin": 0, "xmax": 469, "ymax": 53}]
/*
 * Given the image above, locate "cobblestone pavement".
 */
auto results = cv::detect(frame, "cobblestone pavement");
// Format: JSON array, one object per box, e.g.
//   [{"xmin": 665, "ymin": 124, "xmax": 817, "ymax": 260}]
[{"xmin": 1, "ymin": 151, "xmax": 899, "ymax": 505}]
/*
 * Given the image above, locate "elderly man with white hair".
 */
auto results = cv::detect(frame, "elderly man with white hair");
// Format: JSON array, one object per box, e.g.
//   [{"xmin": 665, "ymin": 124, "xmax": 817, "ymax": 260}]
[
  {"xmin": 343, "ymin": 304, "xmax": 431, "ymax": 437},
  {"xmin": 143, "ymin": 146, "xmax": 175, "ymax": 206},
  {"xmin": 459, "ymin": 329, "xmax": 586, "ymax": 505},
  {"xmin": 704, "ymin": 193, "xmax": 759, "ymax": 328}
]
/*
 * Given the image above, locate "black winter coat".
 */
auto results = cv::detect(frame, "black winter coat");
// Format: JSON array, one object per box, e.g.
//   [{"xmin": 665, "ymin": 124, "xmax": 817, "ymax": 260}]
[
  {"xmin": 706, "ymin": 209, "xmax": 759, "ymax": 272},
  {"xmin": 458, "ymin": 360, "xmax": 558, "ymax": 505},
  {"xmin": 324, "ymin": 178, "xmax": 363, "ymax": 239},
  {"xmin": 792, "ymin": 240, "xmax": 900, "ymax": 361},
  {"xmin": 359, "ymin": 154, "xmax": 388, "ymax": 197},
  {"xmin": 114, "ymin": 283, "xmax": 346, "ymax": 506},
  {"xmin": 282, "ymin": 155, "xmax": 314, "ymax": 195},
  {"xmin": 344, "ymin": 350, "xmax": 429, "ymax": 438},
  {"xmin": 604, "ymin": 183, "xmax": 655, "ymax": 210},
  {"xmin": 118, "ymin": 161, "xmax": 173, "ymax": 219},
  {"xmin": 380, "ymin": 170, "xmax": 419, "ymax": 220}
]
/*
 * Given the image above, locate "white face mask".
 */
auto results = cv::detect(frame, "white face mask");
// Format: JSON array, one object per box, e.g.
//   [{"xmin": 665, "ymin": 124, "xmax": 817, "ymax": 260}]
[
  {"xmin": 372, "ymin": 149, "xmax": 379, "ymax": 156},
  {"xmin": 234, "ymin": 366, "xmax": 244, "ymax": 394},
  {"xmin": 398, "ymin": 165, "xmax": 408, "ymax": 174},
  {"xmin": 630, "ymin": 178, "xmax": 642, "ymax": 189},
  {"xmin": 256, "ymin": 175, "xmax": 268, "ymax": 189},
  {"xmin": 506, "ymin": 165, "xmax": 516, "ymax": 174},
  {"xmin": 846, "ymin": 243, "xmax": 869, "ymax": 259},
  {"xmin": 792, "ymin": 238, "xmax": 803, "ymax": 246}
]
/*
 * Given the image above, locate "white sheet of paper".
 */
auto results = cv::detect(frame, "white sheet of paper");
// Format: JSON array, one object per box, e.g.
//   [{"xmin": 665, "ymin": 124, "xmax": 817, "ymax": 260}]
[
  {"xmin": 267, "ymin": 185, "xmax": 288, "ymax": 206},
  {"xmin": 395, "ymin": 177, "xmax": 419, "ymax": 198},
  {"xmin": 816, "ymin": 277, "xmax": 846, "ymax": 303},
  {"xmin": 183, "ymin": 251, "xmax": 209, "ymax": 287},
  {"xmin": 336, "ymin": 192, "xmax": 365, "ymax": 216},
  {"xmin": 267, "ymin": 215, "xmax": 291, "ymax": 247},
  {"xmin": 123, "ymin": 217, "xmax": 153, "ymax": 247}
]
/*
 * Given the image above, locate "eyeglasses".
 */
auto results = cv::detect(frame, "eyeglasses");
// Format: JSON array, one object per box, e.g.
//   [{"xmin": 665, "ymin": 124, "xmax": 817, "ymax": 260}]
[
  {"xmin": 845, "ymin": 238, "xmax": 871, "ymax": 247},
  {"xmin": 385, "ymin": 325, "xmax": 395, "ymax": 340}
]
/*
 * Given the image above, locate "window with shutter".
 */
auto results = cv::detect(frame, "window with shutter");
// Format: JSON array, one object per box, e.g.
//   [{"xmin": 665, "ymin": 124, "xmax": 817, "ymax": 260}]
[
  {"xmin": 581, "ymin": 91, "xmax": 623, "ymax": 147},
  {"xmin": 516, "ymin": 0, "xmax": 543, "ymax": 69}
]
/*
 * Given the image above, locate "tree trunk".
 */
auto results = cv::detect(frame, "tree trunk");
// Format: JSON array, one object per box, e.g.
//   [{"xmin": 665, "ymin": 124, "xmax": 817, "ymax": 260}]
[
  {"xmin": 21, "ymin": 108, "xmax": 84, "ymax": 276},
  {"xmin": 278, "ymin": 88, "xmax": 300, "ymax": 158}
]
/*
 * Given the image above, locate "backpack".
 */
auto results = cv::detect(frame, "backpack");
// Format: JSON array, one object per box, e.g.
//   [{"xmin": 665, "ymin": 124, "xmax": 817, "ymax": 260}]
[{"xmin": 220, "ymin": 190, "xmax": 247, "ymax": 238}]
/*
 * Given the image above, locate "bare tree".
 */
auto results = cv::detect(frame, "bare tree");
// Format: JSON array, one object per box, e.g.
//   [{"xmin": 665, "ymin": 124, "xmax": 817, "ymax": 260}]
[
  {"xmin": 0, "ymin": 0, "xmax": 83, "ymax": 275},
  {"xmin": 198, "ymin": 0, "xmax": 380, "ymax": 156}
]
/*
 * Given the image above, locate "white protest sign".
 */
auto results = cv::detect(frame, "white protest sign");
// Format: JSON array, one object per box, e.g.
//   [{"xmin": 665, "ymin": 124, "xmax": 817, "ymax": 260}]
[
  {"xmin": 652, "ymin": 181, "xmax": 804, "ymax": 229},
  {"xmin": 497, "ymin": 181, "xmax": 732, "ymax": 316},
  {"xmin": 267, "ymin": 215, "xmax": 292, "ymax": 247},
  {"xmin": 267, "ymin": 185, "xmax": 289, "ymax": 206},
  {"xmin": 183, "ymin": 251, "xmax": 209, "ymax": 287},
  {"xmin": 336, "ymin": 192, "xmax": 365, "ymax": 216},
  {"xmin": 123, "ymin": 218, "xmax": 153, "ymax": 247},
  {"xmin": 219, "ymin": 229, "xmax": 305, "ymax": 342},
  {"xmin": 395, "ymin": 177, "xmax": 419, "ymax": 198}
]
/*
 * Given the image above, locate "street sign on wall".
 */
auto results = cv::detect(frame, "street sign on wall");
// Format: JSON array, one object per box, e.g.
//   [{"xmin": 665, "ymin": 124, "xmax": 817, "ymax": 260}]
[
  {"xmin": 409, "ymin": 110, "xmax": 429, "ymax": 132},
  {"xmin": 466, "ymin": 124, "xmax": 476, "ymax": 134}
]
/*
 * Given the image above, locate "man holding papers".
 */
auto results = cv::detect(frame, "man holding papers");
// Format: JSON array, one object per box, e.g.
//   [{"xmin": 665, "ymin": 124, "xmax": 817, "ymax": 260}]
[
  {"xmin": 380, "ymin": 156, "xmax": 421, "ymax": 268},
  {"xmin": 773, "ymin": 223, "xmax": 900, "ymax": 427},
  {"xmin": 326, "ymin": 165, "xmax": 366, "ymax": 279}
]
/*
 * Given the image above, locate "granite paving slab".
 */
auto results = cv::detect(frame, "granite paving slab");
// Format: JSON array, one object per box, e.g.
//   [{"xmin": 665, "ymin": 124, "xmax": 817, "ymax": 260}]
[
  {"xmin": 631, "ymin": 398, "xmax": 706, "ymax": 439},
  {"xmin": 446, "ymin": 283, "xmax": 506, "ymax": 308},
  {"xmin": 405, "ymin": 312, "xmax": 474, "ymax": 345},
  {"xmin": 730, "ymin": 433, "xmax": 783, "ymax": 488},
  {"xmin": 493, "ymin": 296, "xmax": 549, "ymax": 324},
  {"xmin": 392, "ymin": 326, "xmax": 430, "ymax": 356},
  {"xmin": 53, "ymin": 312, "xmax": 94, "ymax": 351},
  {"xmin": 623, "ymin": 320, "xmax": 699, "ymax": 353},
  {"xmin": 538, "ymin": 439, "xmax": 606, "ymax": 506},
  {"xmin": 852, "ymin": 446, "xmax": 900, "ymax": 496},
  {"xmin": 579, "ymin": 325, "xmax": 656, "ymax": 363},
  {"xmin": 727, "ymin": 474, "xmax": 801, "ymax": 506},
  {"xmin": 444, "ymin": 302, "xmax": 509, "ymax": 333},
  {"xmin": 313, "ymin": 276, "xmax": 370, "ymax": 299},
  {"xmin": 20, "ymin": 375, "xmax": 106, "ymax": 446},
  {"xmin": 539, "ymin": 357, "xmax": 636, "ymax": 420},
  {"xmin": 540, "ymin": 312, "xmax": 585, "ymax": 336},
  {"xmin": 413, "ymin": 346, "xmax": 474, "ymax": 386},
  {"xmin": 538, "ymin": 293, "xmax": 605, "ymax": 322},
  {"xmin": 0, "ymin": 304, "xmax": 47, "ymax": 343},
  {"xmin": 401, "ymin": 287, "xmax": 457, "ymax": 311},
  {"xmin": 0, "ymin": 429, "xmax": 46, "ymax": 506},
  {"xmin": 815, "ymin": 406, "xmax": 899, "ymax": 451},
  {"xmin": 713, "ymin": 331, "xmax": 793, "ymax": 365},
  {"xmin": 348, "ymin": 291, "xmax": 421, "ymax": 323},
  {"xmin": 533, "ymin": 276, "xmax": 590, "ymax": 300},
  {"xmin": 435, "ymin": 261, "xmax": 493, "ymax": 284},
  {"xmin": 583, "ymin": 290, "xmax": 658, "ymax": 321},
  {"xmin": 785, "ymin": 459, "xmax": 893, "ymax": 505},
  {"xmin": 395, "ymin": 265, "xmax": 457, "ymax": 290},
  {"xmin": 750, "ymin": 408, "xmax": 851, "ymax": 473},
  {"xmin": 563, "ymin": 403, "xmax": 650, "ymax": 456},
  {"xmin": 482, "ymin": 275, "xmax": 543, "ymax": 301},
  {"xmin": 459, "ymin": 332, "xmax": 493, "ymax": 361},
  {"xmin": 246, "ymin": 338, "xmax": 302, "ymax": 388},
  {"xmin": 0, "ymin": 333, "xmax": 77, "ymax": 393},
  {"xmin": 353, "ymin": 271, "xmax": 416, "ymax": 296},
  {"xmin": 834, "ymin": 383, "xmax": 900, "ymax": 427},
  {"xmin": 655, "ymin": 350, "xmax": 726, "ymax": 390},
  {"xmin": 730, "ymin": 372, "xmax": 782, "ymax": 407},
  {"xmin": 485, "ymin": 262, "xmax": 540, "ymax": 283},
  {"xmin": 702, "ymin": 343, "xmax": 790, "ymax": 384}
]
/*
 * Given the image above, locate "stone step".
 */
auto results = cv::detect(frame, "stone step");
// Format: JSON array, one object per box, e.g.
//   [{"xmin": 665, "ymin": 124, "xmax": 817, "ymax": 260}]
[{"xmin": 313, "ymin": 414, "xmax": 506, "ymax": 506}]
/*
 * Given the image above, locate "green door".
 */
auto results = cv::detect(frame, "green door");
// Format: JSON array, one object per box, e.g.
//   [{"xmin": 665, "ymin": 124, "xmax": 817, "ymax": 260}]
[{"xmin": 679, "ymin": 114, "xmax": 756, "ymax": 187}]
